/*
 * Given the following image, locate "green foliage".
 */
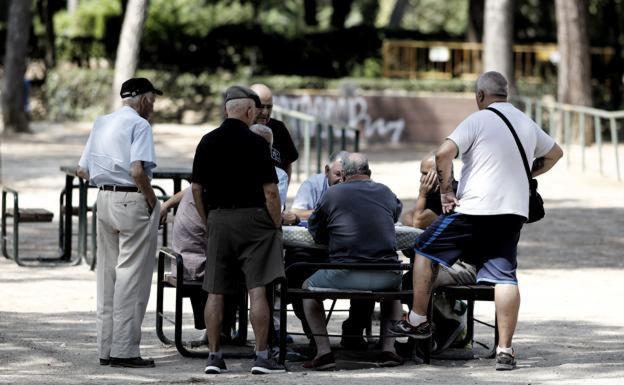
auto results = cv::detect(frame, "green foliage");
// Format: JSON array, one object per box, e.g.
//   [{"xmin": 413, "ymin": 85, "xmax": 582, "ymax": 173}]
[
  {"xmin": 36, "ymin": 67, "xmax": 556, "ymax": 123},
  {"xmin": 401, "ymin": 0, "xmax": 468, "ymax": 36},
  {"xmin": 54, "ymin": 0, "xmax": 120, "ymax": 39}
]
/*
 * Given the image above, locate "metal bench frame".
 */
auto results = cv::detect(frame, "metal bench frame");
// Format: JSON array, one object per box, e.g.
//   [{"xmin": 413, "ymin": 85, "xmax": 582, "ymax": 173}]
[
  {"xmin": 277, "ymin": 262, "xmax": 497, "ymax": 364},
  {"xmin": 155, "ymin": 247, "xmax": 253, "ymax": 358},
  {"xmin": 1, "ymin": 187, "xmax": 72, "ymax": 267}
]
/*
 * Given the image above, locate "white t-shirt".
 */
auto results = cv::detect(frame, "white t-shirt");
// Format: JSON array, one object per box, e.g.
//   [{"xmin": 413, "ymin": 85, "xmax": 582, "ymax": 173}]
[
  {"xmin": 447, "ymin": 102, "xmax": 555, "ymax": 218},
  {"xmin": 79, "ymin": 106, "xmax": 157, "ymax": 187}
]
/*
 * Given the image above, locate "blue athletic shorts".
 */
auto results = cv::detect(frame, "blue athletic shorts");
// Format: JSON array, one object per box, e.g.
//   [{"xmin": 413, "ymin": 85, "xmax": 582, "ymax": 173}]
[{"xmin": 414, "ymin": 213, "xmax": 525, "ymax": 285}]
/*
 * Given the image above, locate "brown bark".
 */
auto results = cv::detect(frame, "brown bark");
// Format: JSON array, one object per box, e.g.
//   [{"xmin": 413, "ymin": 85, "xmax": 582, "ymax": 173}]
[
  {"xmin": 467, "ymin": 0, "xmax": 484, "ymax": 42},
  {"xmin": 556, "ymin": 0, "xmax": 593, "ymax": 142},
  {"xmin": 388, "ymin": 0, "xmax": 409, "ymax": 30},
  {"xmin": 2, "ymin": 0, "xmax": 33, "ymax": 134},
  {"xmin": 483, "ymin": 0, "xmax": 515, "ymax": 92},
  {"xmin": 110, "ymin": 0, "xmax": 149, "ymax": 110}
]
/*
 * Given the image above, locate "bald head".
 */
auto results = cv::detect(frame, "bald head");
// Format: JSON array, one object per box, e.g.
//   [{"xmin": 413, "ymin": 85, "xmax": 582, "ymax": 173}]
[
  {"xmin": 420, "ymin": 152, "xmax": 435, "ymax": 175},
  {"xmin": 475, "ymin": 71, "xmax": 508, "ymax": 110},
  {"xmin": 250, "ymin": 84, "xmax": 273, "ymax": 124}
]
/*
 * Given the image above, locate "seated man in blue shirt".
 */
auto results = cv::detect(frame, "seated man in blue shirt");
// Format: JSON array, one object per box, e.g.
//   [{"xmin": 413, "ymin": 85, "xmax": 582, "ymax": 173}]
[{"xmin": 302, "ymin": 153, "xmax": 404, "ymax": 370}]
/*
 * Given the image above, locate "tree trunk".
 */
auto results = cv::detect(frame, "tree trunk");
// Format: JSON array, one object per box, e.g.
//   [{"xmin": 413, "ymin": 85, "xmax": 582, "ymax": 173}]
[
  {"xmin": 603, "ymin": 0, "xmax": 621, "ymax": 109},
  {"xmin": 330, "ymin": 0, "xmax": 353, "ymax": 29},
  {"xmin": 483, "ymin": 0, "xmax": 515, "ymax": 92},
  {"xmin": 556, "ymin": 0, "xmax": 593, "ymax": 142},
  {"xmin": 2, "ymin": 0, "xmax": 32, "ymax": 134},
  {"xmin": 67, "ymin": 0, "xmax": 78, "ymax": 14},
  {"xmin": 303, "ymin": 0, "xmax": 318, "ymax": 26},
  {"xmin": 388, "ymin": 0, "xmax": 409, "ymax": 30},
  {"xmin": 110, "ymin": 0, "xmax": 149, "ymax": 110},
  {"xmin": 37, "ymin": 0, "xmax": 56, "ymax": 68},
  {"xmin": 467, "ymin": 0, "xmax": 484, "ymax": 42}
]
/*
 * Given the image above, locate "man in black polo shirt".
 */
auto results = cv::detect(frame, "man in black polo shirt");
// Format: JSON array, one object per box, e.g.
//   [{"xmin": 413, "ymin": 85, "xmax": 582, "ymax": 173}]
[
  {"xmin": 250, "ymin": 84, "xmax": 299, "ymax": 180},
  {"xmin": 191, "ymin": 85, "xmax": 285, "ymax": 375}
]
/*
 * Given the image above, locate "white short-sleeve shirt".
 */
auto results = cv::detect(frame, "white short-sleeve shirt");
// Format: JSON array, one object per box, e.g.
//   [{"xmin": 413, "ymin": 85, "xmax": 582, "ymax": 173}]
[
  {"xmin": 447, "ymin": 102, "xmax": 555, "ymax": 218},
  {"xmin": 79, "ymin": 106, "xmax": 157, "ymax": 186}
]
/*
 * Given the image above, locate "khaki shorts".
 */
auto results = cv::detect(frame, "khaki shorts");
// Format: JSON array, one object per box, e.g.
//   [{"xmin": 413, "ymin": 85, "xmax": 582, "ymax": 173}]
[{"xmin": 203, "ymin": 208, "xmax": 284, "ymax": 294}]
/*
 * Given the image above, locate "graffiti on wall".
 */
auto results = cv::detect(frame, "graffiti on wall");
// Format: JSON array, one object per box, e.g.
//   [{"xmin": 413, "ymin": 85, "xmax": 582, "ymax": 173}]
[{"xmin": 274, "ymin": 94, "xmax": 406, "ymax": 144}]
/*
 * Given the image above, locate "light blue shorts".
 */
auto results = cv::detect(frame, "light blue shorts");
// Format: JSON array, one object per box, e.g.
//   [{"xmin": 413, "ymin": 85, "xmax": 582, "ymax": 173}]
[{"xmin": 304, "ymin": 269, "xmax": 402, "ymax": 291}]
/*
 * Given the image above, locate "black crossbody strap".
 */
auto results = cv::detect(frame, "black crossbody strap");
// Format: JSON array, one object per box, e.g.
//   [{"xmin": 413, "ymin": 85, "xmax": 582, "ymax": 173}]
[{"xmin": 486, "ymin": 106, "xmax": 532, "ymax": 183}]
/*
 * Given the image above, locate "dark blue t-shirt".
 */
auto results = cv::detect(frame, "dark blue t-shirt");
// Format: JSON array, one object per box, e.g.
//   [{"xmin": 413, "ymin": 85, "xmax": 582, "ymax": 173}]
[{"xmin": 308, "ymin": 179, "xmax": 402, "ymax": 264}]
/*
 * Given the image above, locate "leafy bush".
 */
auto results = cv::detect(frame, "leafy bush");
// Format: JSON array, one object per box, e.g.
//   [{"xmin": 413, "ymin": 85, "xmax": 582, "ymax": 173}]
[{"xmin": 35, "ymin": 67, "xmax": 557, "ymax": 123}]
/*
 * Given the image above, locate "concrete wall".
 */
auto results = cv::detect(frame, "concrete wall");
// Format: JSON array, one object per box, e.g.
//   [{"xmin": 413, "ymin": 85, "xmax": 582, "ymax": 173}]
[{"xmin": 274, "ymin": 91, "xmax": 478, "ymax": 146}]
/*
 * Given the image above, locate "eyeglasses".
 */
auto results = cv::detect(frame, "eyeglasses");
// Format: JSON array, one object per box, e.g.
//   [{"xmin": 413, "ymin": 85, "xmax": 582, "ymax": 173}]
[{"xmin": 259, "ymin": 104, "xmax": 273, "ymax": 110}]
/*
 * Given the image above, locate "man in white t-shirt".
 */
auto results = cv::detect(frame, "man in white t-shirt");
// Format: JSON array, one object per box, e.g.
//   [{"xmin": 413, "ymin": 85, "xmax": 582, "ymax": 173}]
[{"xmin": 390, "ymin": 71, "xmax": 563, "ymax": 370}]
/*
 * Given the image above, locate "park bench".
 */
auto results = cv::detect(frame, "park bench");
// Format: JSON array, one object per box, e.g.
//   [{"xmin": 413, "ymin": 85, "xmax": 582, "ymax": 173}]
[
  {"xmin": 2, "ymin": 187, "xmax": 55, "ymax": 266},
  {"xmin": 276, "ymin": 262, "xmax": 497, "ymax": 364},
  {"xmin": 155, "ymin": 247, "xmax": 253, "ymax": 358}
]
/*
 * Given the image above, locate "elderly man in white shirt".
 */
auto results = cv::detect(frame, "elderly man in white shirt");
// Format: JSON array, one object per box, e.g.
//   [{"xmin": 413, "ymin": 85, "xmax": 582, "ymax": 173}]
[{"xmin": 77, "ymin": 78, "xmax": 162, "ymax": 369}]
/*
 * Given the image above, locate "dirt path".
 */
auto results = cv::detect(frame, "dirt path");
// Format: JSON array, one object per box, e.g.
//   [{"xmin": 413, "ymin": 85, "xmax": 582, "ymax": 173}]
[{"xmin": 0, "ymin": 122, "xmax": 623, "ymax": 385}]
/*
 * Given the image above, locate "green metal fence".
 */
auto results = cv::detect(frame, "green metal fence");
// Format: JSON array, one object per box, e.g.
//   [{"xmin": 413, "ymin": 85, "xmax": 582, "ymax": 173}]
[
  {"xmin": 513, "ymin": 96, "xmax": 623, "ymax": 182},
  {"xmin": 272, "ymin": 105, "xmax": 360, "ymax": 182}
]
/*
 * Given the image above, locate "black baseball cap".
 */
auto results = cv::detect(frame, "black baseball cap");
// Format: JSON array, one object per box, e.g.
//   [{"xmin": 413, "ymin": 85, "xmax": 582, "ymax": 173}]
[
  {"xmin": 120, "ymin": 78, "xmax": 163, "ymax": 98},
  {"xmin": 224, "ymin": 85, "xmax": 261, "ymax": 108}
]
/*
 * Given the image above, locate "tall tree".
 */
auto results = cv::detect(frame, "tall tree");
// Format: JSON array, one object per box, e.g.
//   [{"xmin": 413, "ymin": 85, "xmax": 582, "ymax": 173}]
[
  {"xmin": 110, "ymin": 0, "xmax": 149, "ymax": 110},
  {"xmin": 2, "ymin": 0, "xmax": 32, "ymax": 133},
  {"xmin": 37, "ymin": 0, "xmax": 57, "ymax": 68},
  {"xmin": 483, "ymin": 0, "xmax": 515, "ymax": 90},
  {"xmin": 388, "ymin": 0, "xmax": 409, "ymax": 30},
  {"xmin": 555, "ymin": 0, "xmax": 592, "ymax": 140},
  {"xmin": 467, "ymin": 0, "xmax": 484, "ymax": 42},
  {"xmin": 330, "ymin": 0, "xmax": 354, "ymax": 29},
  {"xmin": 303, "ymin": 0, "xmax": 318, "ymax": 26}
]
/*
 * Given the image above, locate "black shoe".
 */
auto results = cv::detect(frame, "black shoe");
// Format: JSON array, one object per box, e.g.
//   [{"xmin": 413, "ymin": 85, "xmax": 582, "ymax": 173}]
[
  {"xmin": 99, "ymin": 358, "xmax": 110, "ymax": 366},
  {"xmin": 388, "ymin": 320, "xmax": 432, "ymax": 339},
  {"xmin": 204, "ymin": 354, "xmax": 228, "ymax": 374},
  {"xmin": 377, "ymin": 351, "xmax": 404, "ymax": 367},
  {"xmin": 109, "ymin": 357, "xmax": 155, "ymax": 368},
  {"xmin": 495, "ymin": 351, "xmax": 517, "ymax": 371},
  {"xmin": 251, "ymin": 356, "xmax": 286, "ymax": 374}
]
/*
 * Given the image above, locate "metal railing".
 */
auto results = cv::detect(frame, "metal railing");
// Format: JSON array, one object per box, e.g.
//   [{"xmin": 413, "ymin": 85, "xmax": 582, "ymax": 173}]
[
  {"xmin": 272, "ymin": 105, "xmax": 360, "ymax": 182},
  {"xmin": 383, "ymin": 40, "xmax": 615, "ymax": 81},
  {"xmin": 512, "ymin": 96, "xmax": 623, "ymax": 181}
]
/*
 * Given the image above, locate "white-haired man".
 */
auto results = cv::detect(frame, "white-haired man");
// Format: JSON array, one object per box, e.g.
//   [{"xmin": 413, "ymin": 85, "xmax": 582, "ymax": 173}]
[
  {"xmin": 390, "ymin": 71, "xmax": 563, "ymax": 370},
  {"xmin": 77, "ymin": 77, "xmax": 162, "ymax": 368}
]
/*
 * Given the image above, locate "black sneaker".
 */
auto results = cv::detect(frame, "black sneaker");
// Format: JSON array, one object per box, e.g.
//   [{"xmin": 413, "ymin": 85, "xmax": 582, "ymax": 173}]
[
  {"xmin": 388, "ymin": 320, "xmax": 432, "ymax": 339},
  {"xmin": 251, "ymin": 356, "xmax": 286, "ymax": 374},
  {"xmin": 204, "ymin": 354, "xmax": 227, "ymax": 374},
  {"xmin": 495, "ymin": 351, "xmax": 517, "ymax": 371}
]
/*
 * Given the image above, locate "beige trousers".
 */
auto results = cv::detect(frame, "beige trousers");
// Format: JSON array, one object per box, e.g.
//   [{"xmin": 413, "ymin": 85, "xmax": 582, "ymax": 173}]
[{"xmin": 96, "ymin": 190, "xmax": 160, "ymax": 359}]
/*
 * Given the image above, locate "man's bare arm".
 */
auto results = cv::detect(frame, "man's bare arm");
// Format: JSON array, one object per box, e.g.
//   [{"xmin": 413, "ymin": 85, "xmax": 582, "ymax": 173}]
[
  {"xmin": 191, "ymin": 182, "xmax": 207, "ymax": 225},
  {"xmin": 435, "ymin": 140, "xmax": 459, "ymax": 214},
  {"xmin": 532, "ymin": 143, "xmax": 564, "ymax": 177},
  {"xmin": 263, "ymin": 183, "xmax": 282, "ymax": 229},
  {"xmin": 130, "ymin": 161, "xmax": 157, "ymax": 213},
  {"xmin": 159, "ymin": 188, "xmax": 186, "ymax": 226},
  {"xmin": 76, "ymin": 166, "xmax": 89, "ymax": 181}
]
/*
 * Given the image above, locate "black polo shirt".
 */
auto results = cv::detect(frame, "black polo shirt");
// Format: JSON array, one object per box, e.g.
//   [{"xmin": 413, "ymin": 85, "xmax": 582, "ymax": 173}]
[
  {"xmin": 267, "ymin": 118, "xmax": 298, "ymax": 172},
  {"xmin": 192, "ymin": 118, "xmax": 278, "ymax": 209}
]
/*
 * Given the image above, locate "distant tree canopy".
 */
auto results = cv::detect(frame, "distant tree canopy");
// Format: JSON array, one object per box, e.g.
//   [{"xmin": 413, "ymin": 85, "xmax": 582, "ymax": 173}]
[{"xmin": 0, "ymin": 0, "xmax": 618, "ymax": 76}]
